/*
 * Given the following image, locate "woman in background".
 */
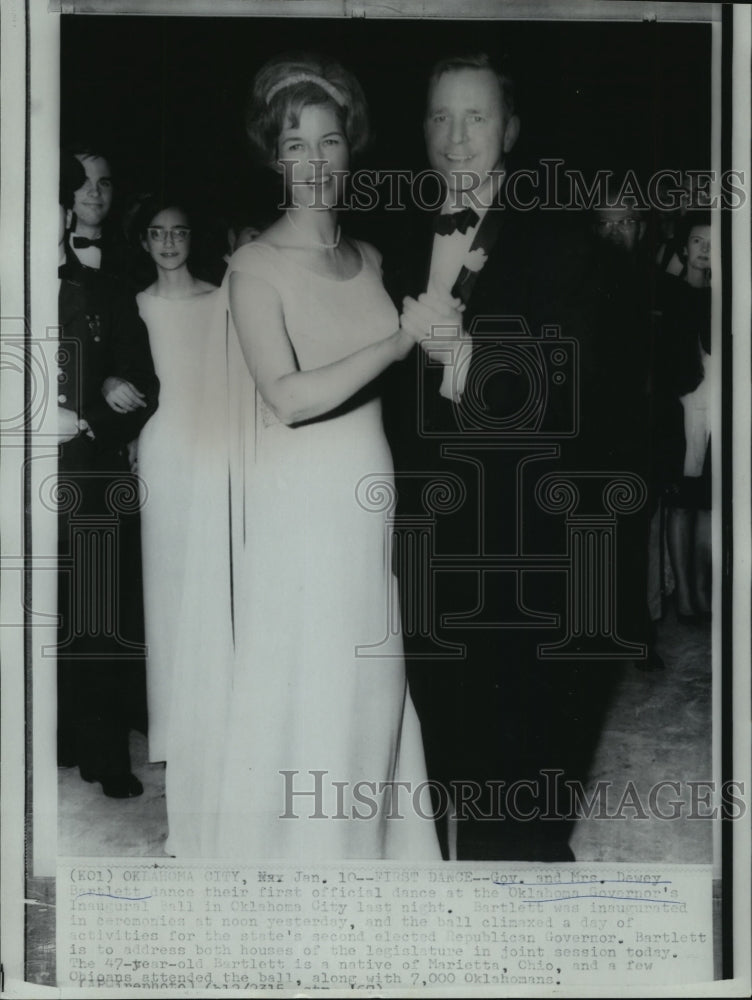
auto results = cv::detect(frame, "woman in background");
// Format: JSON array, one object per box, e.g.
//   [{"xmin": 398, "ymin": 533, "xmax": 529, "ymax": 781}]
[
  {"xmin": 657, "ymin": 212, "xmax": 713, "ymax": 625},
  {"xmin": 134, "ymin": 197, "xmax": 218, "ymax": 762}
]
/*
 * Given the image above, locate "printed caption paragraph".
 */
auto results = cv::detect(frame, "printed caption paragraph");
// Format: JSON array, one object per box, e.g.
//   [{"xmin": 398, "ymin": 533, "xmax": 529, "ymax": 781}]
[{"xmin": 58, "ymin": 861, "xmax": 713, "ymax": 991}]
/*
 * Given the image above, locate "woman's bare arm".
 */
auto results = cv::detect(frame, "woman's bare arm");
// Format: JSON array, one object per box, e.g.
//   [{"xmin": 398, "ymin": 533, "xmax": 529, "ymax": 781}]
[{"xmin": 229, "ymin": 270, "xmax": 415, "ymax": 426}]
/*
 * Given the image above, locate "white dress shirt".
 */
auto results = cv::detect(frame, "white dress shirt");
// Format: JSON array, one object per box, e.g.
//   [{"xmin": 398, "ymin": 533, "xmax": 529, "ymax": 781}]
[
  {"xmin": 426, "ymin": 172, "xmax": 503, "ymax": 402},
  {"xmin": 427, "ymin": 201, "xmax": 488, "ymax": 402}
]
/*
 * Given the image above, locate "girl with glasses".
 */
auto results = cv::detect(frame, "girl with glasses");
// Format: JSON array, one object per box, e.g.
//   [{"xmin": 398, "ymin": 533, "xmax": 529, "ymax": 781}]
[
  {"xmin": 133, "ymin": 196, "xmax": 219, "ymax": 765},
  {"xmin": 657, "ymin": 212, "xmax": 713, "ymax": 626}
]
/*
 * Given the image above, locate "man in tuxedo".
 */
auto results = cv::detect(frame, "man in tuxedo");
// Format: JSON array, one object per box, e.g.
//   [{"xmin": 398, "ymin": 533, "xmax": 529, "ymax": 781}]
[
  {"xmin": 57, "ymin": 150, "xmax": 159, "ymax": 797},
  {"xmin": 384, "ymin": 53, "xmax": 578, "ymax": 861},
  {"xmin": 68, "ymin": 147, "xmax": 112, "ymax": 265},
  {"xmin": 66, "ymin": 143, "xmax": 133, "ymax": 282}
]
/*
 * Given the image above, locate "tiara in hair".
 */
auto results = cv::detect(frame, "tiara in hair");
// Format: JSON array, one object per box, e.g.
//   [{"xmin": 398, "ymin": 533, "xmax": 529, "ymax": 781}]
[{"xmin": 265, "ymin": 72, "xmax": 346, "ymax": 107}]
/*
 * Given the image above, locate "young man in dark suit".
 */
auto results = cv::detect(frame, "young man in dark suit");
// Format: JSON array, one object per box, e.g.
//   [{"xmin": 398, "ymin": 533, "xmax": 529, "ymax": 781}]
[
  {"xmin": 384, "ymin": 54, "xmax": 580, "ymax": 862},
  {"xmin": 66, "ymin": 144, "xmax": 133, "ymax": 282},
  {"xmin": 57, "ymin": 151, "xmax": 159, "ymax": 797}
]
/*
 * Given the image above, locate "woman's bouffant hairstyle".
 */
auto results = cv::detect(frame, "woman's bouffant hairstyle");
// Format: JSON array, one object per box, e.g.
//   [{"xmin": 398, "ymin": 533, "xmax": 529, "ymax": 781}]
[
  {"xmin": 678, "ymin": 210, "xmax": 712, "ymax": 251},
  {"xmin": 245, "ymin": 53, "xmax": 370, "ymax": 166}
]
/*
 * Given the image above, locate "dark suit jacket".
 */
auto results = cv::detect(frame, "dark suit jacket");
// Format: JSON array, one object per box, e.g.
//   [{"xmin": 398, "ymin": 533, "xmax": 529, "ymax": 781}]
[
  {"xmin": 58, "ymin": 251, "xmax": 159, "ymax": 461},
  {"xmin": 384, "ymin": 200, "xmax": 545, "ymax": 432},
  {"xmin": 382, "ymin": 198, "xmax": 572, "ymax": 568},
  {"xmin": 57, "ymin": 250, "xmax": 159, "ymax": 668},
  {"xmin": 381, "ymin": 199, "xmax": 600, "ymax": 833}
]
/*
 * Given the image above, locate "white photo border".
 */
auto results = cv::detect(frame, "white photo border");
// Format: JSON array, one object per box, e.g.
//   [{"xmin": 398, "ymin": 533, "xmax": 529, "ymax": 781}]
[{"xmin": 1, "ymin": 1, "xmax": 749, "ymax": 996}]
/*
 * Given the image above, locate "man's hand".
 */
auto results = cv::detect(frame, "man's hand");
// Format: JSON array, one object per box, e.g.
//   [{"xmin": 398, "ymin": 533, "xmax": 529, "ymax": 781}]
[
  {"xmin": 102, "ymin": 377, "xmax": 147, "ymax": 414},
  {"xmin": 401, "ymin": 293, "xmax": 468, "ymax": 365},
  {"xmin": 57, "ymin": 407, "xmax": 93, "ymax": 443}
]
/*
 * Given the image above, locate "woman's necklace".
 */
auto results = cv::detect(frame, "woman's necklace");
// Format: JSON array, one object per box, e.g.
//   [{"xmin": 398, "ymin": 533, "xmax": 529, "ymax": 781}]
[{"xmin": 286, "ymin": 210, "xmax": 340, "ymax": 249}]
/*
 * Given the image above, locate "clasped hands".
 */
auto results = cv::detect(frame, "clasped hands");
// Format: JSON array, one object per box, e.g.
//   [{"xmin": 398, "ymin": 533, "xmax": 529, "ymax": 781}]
[{"xmin": 400, "ymin": 292, "xmax": 469, "ymax": 365}]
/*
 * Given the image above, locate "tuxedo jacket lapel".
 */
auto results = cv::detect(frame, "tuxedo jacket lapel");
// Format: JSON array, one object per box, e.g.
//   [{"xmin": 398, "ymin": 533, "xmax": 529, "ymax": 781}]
[
  {"xmin": 450, "ymin": 206, "xmax": 504, "ymax": 307},
  {"xmin": 412, "ymin": 213, "xmax": 435, "ymax": 298},
  {"xmin": 59, "ymin": 276, "xmax": 84, "ymax": 329},
  {"xmin": 397, "ymin": 204, "xmax": 506, "ymax": 307}
]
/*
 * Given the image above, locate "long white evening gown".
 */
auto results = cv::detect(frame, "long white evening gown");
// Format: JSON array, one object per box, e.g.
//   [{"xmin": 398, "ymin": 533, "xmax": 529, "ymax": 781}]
[
  {"xmin": 136, "ymin": 288, "xmax": 220, "ymax": 763},
  {"xmin": 164, "ymin": 239, "xmax": 440, "ymax": 860}
]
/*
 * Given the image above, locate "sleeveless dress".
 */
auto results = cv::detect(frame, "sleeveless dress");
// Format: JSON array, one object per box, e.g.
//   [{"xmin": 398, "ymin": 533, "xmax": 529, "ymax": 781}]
[
  {"xmin": 136, "ymin": 288, "xmax": 220, "ymax": 762},
  {"xmin": 164, "ymin": 240, "xmax": 440, "ymax": 860},
  {"xmin": 680, "ymin": 347, "xmax": 712, "ymax": 477},
  {"xmin": 659, "ymin": 278, "xmax": 712, "ymax": 510}
]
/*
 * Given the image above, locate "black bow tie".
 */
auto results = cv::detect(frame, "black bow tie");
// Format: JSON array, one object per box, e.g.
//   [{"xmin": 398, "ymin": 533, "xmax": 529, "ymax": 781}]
[
  {"xmin": 434, "ymin": 207, "xmax": 480, "ymax": 237},
  {"xmin": 72, "ymin": 235, "xmax": 104, "ymax": 249}
]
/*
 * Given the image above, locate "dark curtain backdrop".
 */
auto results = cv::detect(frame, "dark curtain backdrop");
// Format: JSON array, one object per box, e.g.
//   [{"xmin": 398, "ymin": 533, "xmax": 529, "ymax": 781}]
[{"xmin": 61, "ymin": 16, "xmax": 711, "ymax": 253}]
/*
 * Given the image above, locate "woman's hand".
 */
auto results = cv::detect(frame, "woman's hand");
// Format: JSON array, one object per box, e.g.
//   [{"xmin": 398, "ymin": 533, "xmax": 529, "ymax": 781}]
[
  {"xmin": 230, "ymin": 267, "xmax": 425, "ymax": 425},
  {"xmin": 102, "ymin": 377, "xmax": 147, "ymax": 414},
  {"xmin": 57, "ymin": 407, "xmax": 93, "ymax": 443},
  {"xmin": 392, "ymin": 325, "xmax": 421, "ymax": 360},
  {"xmin": 400, "ymin": 293, "xmax": 467, "ymax": 364}
]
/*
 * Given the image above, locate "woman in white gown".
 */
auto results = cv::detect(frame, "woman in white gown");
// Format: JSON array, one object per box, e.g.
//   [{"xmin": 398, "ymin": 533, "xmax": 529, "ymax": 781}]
[
  {"xmin": 164, "ymin": 54, "xmax": 440, "ymax": 860},
  {"xmin": 134, "ymin": 198, "xmax": 218, "ymax": 762}
]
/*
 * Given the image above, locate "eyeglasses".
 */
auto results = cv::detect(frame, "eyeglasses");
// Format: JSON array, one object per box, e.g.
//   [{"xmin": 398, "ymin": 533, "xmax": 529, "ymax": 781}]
[
  {"xmin": 147, "ymin": 227, "xmax": 191, "ymax": 242},
  {"xmin": 596, "ymin": 218, "xmax": 640, "ymax": 232}
]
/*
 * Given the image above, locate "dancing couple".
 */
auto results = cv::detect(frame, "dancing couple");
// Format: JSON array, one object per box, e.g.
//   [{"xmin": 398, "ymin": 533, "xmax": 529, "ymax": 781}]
[{"xmin": 165, "ymin": 49, "xmax": 571, "ymax": 863}]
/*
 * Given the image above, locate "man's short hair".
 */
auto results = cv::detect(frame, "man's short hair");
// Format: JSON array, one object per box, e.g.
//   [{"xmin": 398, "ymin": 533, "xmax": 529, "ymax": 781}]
[{"xmin": 426, "ymin": 52, "xmax": 516, "ymax": 119}]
